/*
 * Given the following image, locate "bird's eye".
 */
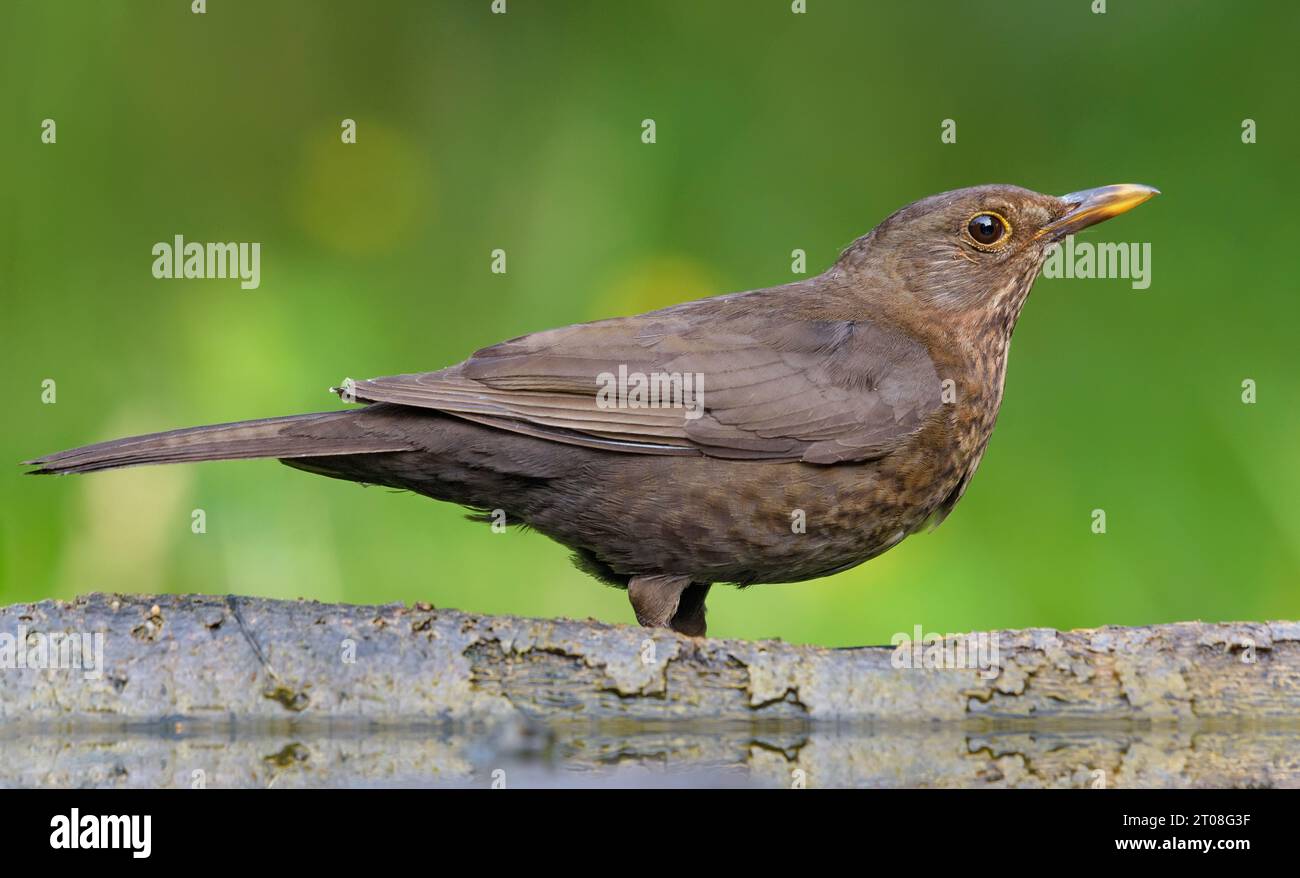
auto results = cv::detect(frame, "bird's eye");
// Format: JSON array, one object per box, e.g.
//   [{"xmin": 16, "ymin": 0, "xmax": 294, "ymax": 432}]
[{"xmin": 966, "ymin": 211, "xmax": 1011, "ymax": 248}]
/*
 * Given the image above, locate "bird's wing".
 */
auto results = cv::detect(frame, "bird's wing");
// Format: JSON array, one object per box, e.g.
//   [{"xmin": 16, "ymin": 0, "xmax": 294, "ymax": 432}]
[{"xmin": 344, "ymin": 303, "xmax": 944, "ymax": 464}]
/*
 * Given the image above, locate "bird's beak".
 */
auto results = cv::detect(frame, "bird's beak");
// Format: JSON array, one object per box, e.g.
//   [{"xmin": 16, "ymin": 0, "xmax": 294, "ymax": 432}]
[{"xmin": 1037, "ymin": 183, "xmax": 1159, "ymax": 239}]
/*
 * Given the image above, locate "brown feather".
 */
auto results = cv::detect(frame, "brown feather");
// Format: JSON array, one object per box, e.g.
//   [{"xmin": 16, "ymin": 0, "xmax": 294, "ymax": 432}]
[
  {"xmin": 25, "ymin": 410, "xmax": 420, "ymax": 475},
  {"xmin": 345, "ymin": 298, "xmax": 943, "ymax": 465}
]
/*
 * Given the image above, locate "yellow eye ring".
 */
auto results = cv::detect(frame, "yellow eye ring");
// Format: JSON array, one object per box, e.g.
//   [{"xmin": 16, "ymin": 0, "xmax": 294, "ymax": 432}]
[{"xmin": 965, "ymin": 211, "xmax": 1012, "ymax": 250}]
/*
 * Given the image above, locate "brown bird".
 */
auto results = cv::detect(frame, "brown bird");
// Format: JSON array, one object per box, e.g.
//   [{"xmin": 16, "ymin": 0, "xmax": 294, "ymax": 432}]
[{"xmin": 28, "ymin": 183, "xmax": 1157, "ymax": 636}]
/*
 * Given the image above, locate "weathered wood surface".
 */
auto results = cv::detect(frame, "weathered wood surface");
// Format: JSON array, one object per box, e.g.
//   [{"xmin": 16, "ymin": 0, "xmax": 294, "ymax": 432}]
[{"xmin": 2, "ymin": 593, "xmax": 1298, "ymax": 788}]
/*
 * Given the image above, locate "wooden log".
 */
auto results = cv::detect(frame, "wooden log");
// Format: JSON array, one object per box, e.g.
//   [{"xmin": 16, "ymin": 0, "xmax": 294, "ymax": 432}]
[{"xmin": 1, "ymin": 593, "xmax": 1297, "ymax": 788}]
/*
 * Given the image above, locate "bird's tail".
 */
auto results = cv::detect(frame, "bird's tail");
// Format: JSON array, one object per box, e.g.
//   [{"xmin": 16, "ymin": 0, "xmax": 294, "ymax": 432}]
[{"xmin": 24, "ymin": 409, "xmax": 420, "ymax": 475}]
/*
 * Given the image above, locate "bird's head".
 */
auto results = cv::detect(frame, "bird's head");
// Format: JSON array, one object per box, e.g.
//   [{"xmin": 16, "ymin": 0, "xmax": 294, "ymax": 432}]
[{"xmin": 839, "ymin": 183, "xmax": 1158, "ymax": 327}]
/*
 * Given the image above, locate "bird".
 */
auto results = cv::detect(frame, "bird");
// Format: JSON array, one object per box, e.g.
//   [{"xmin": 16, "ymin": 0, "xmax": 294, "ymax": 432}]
[{"xmin": 27, "ymin": 183, "xmax": 1158, "ymax": 637}]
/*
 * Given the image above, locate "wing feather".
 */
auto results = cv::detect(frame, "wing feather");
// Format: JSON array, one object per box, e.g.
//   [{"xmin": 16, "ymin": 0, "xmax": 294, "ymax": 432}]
[{"xmin": 345, "ymin": 298, "xmax": 944, "ymax": 464}]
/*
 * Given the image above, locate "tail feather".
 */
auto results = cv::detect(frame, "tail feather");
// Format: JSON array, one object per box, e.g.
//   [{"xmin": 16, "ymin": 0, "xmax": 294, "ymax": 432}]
[{"xmin": 25, "ymin": 410, "xmax": 420, "ymax": 475}]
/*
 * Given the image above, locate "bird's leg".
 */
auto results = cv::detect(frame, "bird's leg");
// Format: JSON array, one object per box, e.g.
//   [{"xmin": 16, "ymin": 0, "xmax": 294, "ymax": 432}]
[
  {"xmin": 627, "ymin": 575, "xmax": 711, "ymax": 636},
  {"xmin": 669, "ymin": 582, "xmax": 711, "ymax": 637}
]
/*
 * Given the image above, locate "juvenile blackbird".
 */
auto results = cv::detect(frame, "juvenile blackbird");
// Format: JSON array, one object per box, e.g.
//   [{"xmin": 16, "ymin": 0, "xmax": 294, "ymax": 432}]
[{"xmin": 28, "ymin": 183, "xmax": 1157, "ymax": 635}]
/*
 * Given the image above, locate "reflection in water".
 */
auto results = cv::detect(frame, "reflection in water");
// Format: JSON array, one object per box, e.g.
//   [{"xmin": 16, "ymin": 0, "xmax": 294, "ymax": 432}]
[{"xmin": 5, "ymin": 718, "xmax": 1298, "ymax": 788}]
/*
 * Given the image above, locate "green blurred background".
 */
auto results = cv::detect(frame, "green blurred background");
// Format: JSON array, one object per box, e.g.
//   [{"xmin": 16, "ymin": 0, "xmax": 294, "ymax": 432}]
[{"xmin": 2, "ymin": 0, "xmax": 1296, "ymax": 645}]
